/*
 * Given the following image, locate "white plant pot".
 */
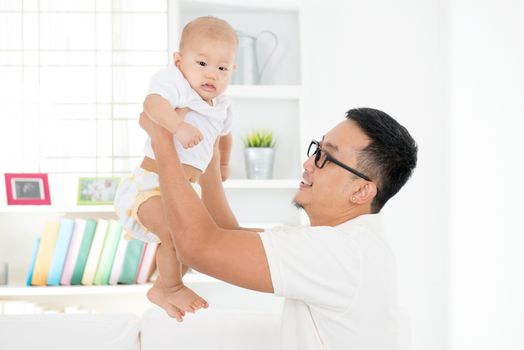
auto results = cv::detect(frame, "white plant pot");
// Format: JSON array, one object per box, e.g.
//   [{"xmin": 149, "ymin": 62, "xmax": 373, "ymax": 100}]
[{"xmin": 244, "ymin": 148, "xmax": 275, "ymax": 179}]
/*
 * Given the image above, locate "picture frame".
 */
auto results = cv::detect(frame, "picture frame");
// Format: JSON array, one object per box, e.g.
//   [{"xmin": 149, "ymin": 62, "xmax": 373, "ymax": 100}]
[
  {"xmin": 77, "ymin": 177, "xmax": 120, "ymax": 205},
  {"xmin": 4, "ymin": 173, "xmax": 51, "ymax": 205}
]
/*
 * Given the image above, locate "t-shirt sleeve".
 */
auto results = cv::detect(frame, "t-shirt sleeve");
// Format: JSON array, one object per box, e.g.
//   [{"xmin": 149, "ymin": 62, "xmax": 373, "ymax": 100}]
[
  {"xmin": 259, "ymin": 226, "xmax": 361, "ymax": 310},
  {"xmin": 147, "ymin": 67, "xmax": 188, "ymax": 108},
  {"xmin": 220, "ymin": 104, "xmax": 233, "ymax": 136}
]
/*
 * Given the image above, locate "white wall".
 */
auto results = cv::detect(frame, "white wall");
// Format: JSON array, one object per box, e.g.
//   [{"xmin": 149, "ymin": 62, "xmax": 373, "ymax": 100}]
[
  {"xmin": 302, "ymin": 1, "xmax": 448, "ymax": 349},
  {"xmin": 448, "ymin": 1, "xmax": 524, "ymax": 349}
]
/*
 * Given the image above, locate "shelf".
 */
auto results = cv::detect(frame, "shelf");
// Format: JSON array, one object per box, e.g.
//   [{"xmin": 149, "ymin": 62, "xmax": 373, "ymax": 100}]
[
  {"xmin": 0, "ymin": 205, "xmax": 116, "ymax": 214},
  {"xmin": 0, "ymin": 180, "xmax": 299, "ymax": 213},
  {"xmin": 227, "ymin": 85, "xmax": 300, "ymax": 100},
  {"xmin": 181, "ymin": 0, "xmax": 300, "ymax": 12},
  {"xmin": 0, "ymin": 274, "xmax": 220, "ymax": 297},
  {"xmin": 224, "ymin": 179, "xmax": 299, "ymax": 189}
]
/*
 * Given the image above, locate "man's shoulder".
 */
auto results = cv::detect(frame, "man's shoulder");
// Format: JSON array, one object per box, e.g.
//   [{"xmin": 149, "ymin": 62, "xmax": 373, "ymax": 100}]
[
  {"xmin": 336, "ymin": 214, "xmax": 394, "ymax": 259},
  {"xmin": 334, "ymin": 213, "xmax": 384, "ymax": 235},
  {"xmin": 264, "ymin": 224, "xmax": 336, "ymax": 235},
  {"xmin": 264, "ymin": 214, "xmax": 383, "ymax": 236}
]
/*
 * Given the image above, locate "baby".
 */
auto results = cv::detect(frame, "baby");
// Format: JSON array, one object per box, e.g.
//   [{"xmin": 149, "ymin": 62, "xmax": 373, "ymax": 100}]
[{"xmin": 114, "ymin": 16, "xmax": 237, "ymax": 321}]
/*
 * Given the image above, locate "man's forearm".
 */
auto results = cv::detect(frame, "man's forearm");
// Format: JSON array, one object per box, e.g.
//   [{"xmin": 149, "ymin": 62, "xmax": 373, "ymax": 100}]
[
  {"xmin": 151, "ymin": 127, "xmax": 218, "ymax": 259},
  {"xmin": 139, "ymin": 112, "xmax": 273, "ymax": 292},
  {"xmin": 200, "ymin": 143, "xmax": 239, "ymax": 230}
]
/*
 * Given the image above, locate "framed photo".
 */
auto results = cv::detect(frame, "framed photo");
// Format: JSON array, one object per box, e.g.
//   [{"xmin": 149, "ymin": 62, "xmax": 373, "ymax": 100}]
[
  {"xmin": 4, "ymin": 173, "xmax": 51, "ymax": 205},
  {"xmin": 77, "ymin": 177, "xmax": 120, "ymax": 205}
]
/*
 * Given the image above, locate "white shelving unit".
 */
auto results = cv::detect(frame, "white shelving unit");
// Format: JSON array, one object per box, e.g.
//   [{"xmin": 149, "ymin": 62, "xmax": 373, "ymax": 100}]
[
  {"xmin": 0, "ymin": 205, "xmax": 116, "ymax": 214},
  {"xmin": 0, "ymin": 273, "xmax": 219, "ymax": 297},
  {"xmin": 0, "ymin": 0, "xmax": 306, "ymax": 314},
  {"xmin": 0, "ymin": 180, "xmax": 299, "ymax": 214}
]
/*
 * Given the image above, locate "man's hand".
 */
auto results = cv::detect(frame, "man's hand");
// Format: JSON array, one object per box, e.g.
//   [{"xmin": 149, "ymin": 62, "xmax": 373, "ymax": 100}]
[
  {"xmin": 174, "ymin": 122, "xmax": 203, "ymax": 149},
  {"xmin": 139, "ymin": 111, "xmax": 165, "ymax": 139}
]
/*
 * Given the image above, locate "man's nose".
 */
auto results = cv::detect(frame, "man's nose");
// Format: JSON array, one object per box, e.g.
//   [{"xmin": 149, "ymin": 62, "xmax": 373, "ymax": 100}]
[{"xmin": 303, "ymin": 154, "xmax": 316, "ymax": 172}]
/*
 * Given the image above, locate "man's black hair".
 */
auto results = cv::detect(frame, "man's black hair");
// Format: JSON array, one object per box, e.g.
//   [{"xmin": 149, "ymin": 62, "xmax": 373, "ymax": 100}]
[{"xmin": 346, "ymin": 108, "xmax": 418, "ymax": 213}]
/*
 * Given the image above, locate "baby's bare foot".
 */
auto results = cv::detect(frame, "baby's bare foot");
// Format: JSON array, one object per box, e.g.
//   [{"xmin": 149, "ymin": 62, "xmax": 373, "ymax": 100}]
[
  {"xmin": 163, "ymin": 284, "xmax": 209, "ymax": 313},
  {"xmin": 147, "ymin": 279, "xmax": 186, "ymax": 322}
]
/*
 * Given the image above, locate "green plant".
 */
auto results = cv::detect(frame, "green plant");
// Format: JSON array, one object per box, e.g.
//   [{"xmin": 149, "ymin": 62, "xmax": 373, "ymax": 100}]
[{"xmin": 243, "ymin": 130, "xmax": 276, "ymax": 148}]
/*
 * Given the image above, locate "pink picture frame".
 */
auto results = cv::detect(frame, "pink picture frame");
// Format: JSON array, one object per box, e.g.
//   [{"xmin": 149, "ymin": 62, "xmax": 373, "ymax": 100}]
[{"xmin": 4, "ymin": 173, "xmax": 51, "ymax": 205}]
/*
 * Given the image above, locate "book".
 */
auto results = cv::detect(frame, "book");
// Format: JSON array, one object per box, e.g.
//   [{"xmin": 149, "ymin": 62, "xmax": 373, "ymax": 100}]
[
  {"xmin": 81, "ymin": 219, "xmax": 109, "ymax": 285},
  {"xmin": 31, "ymin": 221, "xmax": 60, "ymax": 286},
  {"xmin": 46, "ymin": 218, "xmax": 75, "ymax": 286},
  {"xmin": 108, "ymin": 233, "xmax": 130, "ymax": 285},
  {"xmin": 118, "ymin": 240, "xmax": 145, "ymax": 284},
  {"xmin": 70, "ymin": 219, "xmax": 97, "ymax": 285},
  {"xmin": 26, "ymin": 237, "xmax": 41, "ymax": 286},
  {"xmin": 136, "ymin": 242, "xmax": 158, "ymax": 284},
  {"xmin": 60, "ymin": 218, "xmax": 87, "ymax": 285},
  {"xmin": 93, "ymin": 220, "xmax": 123, "ymax": 285}
]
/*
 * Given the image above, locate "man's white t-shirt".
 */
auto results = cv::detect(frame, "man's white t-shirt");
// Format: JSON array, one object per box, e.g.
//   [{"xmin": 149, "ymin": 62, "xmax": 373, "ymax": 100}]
[
  {"xmin": 144, "ymin": 65, "xmax": 233, "ymax": 172},
  {"xmin": 259, "ymin": 214, "xmax": 400, "ymax": 350}
]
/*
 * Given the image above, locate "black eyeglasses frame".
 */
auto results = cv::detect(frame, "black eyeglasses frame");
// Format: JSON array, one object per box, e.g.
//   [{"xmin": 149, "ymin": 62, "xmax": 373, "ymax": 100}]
[{"xmin": 307, "ymin": 140, "xmax": 372, "ymax": 182}]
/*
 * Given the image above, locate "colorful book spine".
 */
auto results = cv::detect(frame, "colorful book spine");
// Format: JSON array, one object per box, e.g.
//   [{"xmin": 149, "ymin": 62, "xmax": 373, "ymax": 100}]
[
  {"xmin": 70, "ymin": 219, "xmax": 97, "ymax": 285},
  {"xmin": 31, "ymin": 221, "xmax": 60, "ymax": 286},
  {"xmin": 118, "ymin": 240, "xmax": 145, "ymax": 285},
  {"xmin": 109, "ymin": 233, "xmax": 130, "ymax": 285},
  {"xmin": 81, "ymin": 219, "xmax": 109, "ymax": 285},
  {"xmin": 136, "ymin": 242, "xmax": 158, "ymax": 284},
  {"xmin": 47, "ymin": 218, "xmax": 75, "ymax": 286},
  {"xmin": 60, "ymin": 219, "xmax": 87, "ymax": 285},
  {"xmin": 93, "ymin": 220, "xmax": 123, "ymax": 285},
  {"xmin": 26, "ymin": 237, "xmax": 41, "ymax": 286}
]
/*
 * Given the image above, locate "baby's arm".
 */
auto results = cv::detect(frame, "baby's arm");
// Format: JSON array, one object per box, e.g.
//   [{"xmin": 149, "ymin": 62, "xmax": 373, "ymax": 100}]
[
  {"xmin": 144, "ymin": 94, "xmax": 202, "ymax": 148},
  {"xmin": 218, "ymin": 133, "xmax": 232, "ymax": 181}
]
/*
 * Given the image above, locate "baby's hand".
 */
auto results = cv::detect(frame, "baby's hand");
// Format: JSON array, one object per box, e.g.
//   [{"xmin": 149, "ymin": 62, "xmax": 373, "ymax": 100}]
[{"xmin": 174, "ymin": 122, "xmax": 203, "ymax": 148}]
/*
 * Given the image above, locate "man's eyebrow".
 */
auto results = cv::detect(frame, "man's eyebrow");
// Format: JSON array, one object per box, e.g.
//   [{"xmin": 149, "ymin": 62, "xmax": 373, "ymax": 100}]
[{"xmin": 323, "ymin": 141, "xmax": 338, "ymax": 152}]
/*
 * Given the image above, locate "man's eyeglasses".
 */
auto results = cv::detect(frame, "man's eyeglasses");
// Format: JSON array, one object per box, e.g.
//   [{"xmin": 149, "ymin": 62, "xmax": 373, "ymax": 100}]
[{"xmin": 307, "ymin": 140, "xmax": 372, "ymax": 182}]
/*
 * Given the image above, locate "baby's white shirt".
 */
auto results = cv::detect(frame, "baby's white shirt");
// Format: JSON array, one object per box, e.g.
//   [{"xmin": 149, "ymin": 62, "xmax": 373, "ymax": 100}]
[{"xmin": 144, "ymin": 65, "xmax": 232, "ymax": 172}]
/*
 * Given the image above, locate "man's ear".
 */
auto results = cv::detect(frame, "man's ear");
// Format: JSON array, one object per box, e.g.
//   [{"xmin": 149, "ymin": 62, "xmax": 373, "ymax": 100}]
[
  {"xmin": 350, "ymin": 182, "xmax": 377, "ymax": 205},
  {"xmin": 173, "ymin": 52, "xmax": 182, "ymax": 67},
  {"xmin": 232, "ymin": 63, "xmax": 237, "ymax": 71}
]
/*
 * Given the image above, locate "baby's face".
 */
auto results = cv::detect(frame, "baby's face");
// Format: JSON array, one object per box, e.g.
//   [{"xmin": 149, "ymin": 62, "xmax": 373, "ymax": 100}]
[{"xmin": 174, "ymin": 37, "xmax": 236, "ymax": 103}]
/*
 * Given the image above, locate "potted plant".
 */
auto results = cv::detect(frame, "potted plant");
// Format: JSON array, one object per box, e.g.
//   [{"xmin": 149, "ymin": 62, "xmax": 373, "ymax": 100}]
[{"xmin": 243, "ymin": 130, "xmax": 276, "ymax": 179}]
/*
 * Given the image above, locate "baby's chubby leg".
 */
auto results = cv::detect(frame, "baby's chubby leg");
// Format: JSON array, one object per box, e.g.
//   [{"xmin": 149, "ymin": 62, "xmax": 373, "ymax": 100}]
[{"xmin": 137, "ymin": 195, "xmax": 208, "ymax": 318}]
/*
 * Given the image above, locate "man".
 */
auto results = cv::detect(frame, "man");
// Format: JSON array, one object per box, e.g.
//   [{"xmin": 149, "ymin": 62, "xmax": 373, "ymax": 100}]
[{"xmin": 139, "ymin": 107, "xmax": 418, "ymax": 349}]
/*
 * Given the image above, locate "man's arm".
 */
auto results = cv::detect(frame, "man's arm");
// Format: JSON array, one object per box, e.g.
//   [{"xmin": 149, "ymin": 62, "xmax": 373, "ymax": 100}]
[
  {"xmin": 140, "ymin": 113, "xmax": 274, "ymax": 293},
  {"xmin": 199, "ymin": 140, "xmax": 240, "ymax": 230},
  {"xmin": 218, "ymin": 133, "xmax": 233, "ymax": 181}
]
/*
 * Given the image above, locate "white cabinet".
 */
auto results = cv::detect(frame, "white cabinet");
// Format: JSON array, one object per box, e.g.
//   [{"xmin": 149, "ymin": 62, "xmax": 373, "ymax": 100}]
[{"xmin": 0, "ymin": 0, "xmax": 305, "ymax": 314}]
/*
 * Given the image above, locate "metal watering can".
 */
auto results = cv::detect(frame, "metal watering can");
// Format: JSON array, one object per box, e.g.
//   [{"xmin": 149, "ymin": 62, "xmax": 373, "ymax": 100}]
[{"xmin": 232, "ymin": 30, "xmax": 279, "ymax": 85}]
